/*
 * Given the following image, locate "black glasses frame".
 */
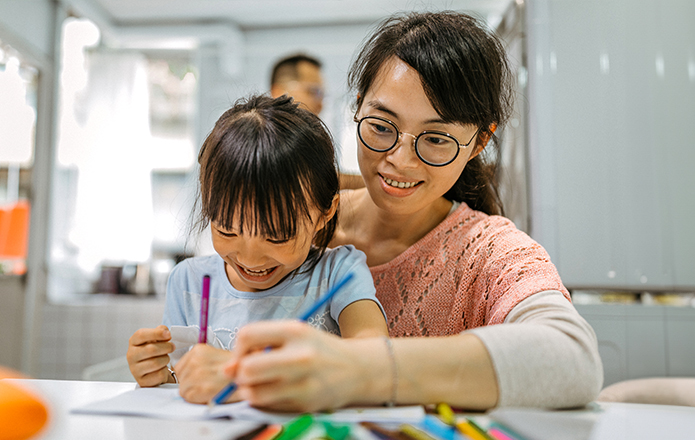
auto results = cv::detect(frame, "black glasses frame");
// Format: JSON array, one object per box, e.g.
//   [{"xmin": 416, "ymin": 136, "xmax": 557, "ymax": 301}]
[{"xmin": 354, "ymin": 115, "xmax": 480, "ymax": 167}]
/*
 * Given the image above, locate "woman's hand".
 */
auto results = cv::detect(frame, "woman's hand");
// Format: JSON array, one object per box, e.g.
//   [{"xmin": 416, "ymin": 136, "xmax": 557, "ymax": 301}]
[
  {"xmin": 225, "ymin": 320, "xmax": 389, "ymax": 412},
  {"xmin": 127, "ymin": 325, "xmax": 176, "ymax": 387},
  {"xmin": 174, "ymin": 344, "xmax": 237, "ymax": 404}
]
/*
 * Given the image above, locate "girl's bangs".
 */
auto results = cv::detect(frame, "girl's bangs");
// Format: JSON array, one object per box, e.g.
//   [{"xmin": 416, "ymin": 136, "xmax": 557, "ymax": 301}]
[{"xmin": 203, "ymin": 158, "xmax": 312, "ymax": 241}]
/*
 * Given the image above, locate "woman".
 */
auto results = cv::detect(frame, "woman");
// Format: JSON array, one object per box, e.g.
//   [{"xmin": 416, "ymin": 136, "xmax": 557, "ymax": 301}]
[{"xmin": 174, "ymin": 11, "xmax": 603, "ymax": 411}]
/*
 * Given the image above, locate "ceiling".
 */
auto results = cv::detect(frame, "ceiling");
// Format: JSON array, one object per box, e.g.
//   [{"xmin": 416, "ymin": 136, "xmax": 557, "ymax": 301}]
[
  {"xmin": 61, "ymin": 0, "xmax": 515, "ymax": 72},
  {"xmin": 67, "ymin": 0, "xmax": 514, "ymax": 30}
]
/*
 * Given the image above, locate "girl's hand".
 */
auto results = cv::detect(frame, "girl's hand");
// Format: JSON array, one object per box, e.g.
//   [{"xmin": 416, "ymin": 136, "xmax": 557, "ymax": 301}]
[
  {"xmin": 226, "ymin": 320, "xmax": 382, "ymax": 413},
  {"xmin": 174, "ymin": 344, "xmax": 237, "ymax": 404},
  {"xmin": 127, "ymin": 325, "xmax": 176, "ymax": 387}
]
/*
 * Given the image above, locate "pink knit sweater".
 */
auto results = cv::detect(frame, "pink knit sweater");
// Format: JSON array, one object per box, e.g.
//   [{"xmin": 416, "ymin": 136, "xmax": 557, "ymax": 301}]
[{"xmin": 371, "ymin": 203, "xmax": 570, "ymax": 337}]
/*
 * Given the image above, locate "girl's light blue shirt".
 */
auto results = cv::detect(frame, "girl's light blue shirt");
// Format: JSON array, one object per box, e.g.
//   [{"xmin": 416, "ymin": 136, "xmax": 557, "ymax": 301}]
[{"xmin": 162, "ymin": 245, "xmax": 385, "ymax": 350}]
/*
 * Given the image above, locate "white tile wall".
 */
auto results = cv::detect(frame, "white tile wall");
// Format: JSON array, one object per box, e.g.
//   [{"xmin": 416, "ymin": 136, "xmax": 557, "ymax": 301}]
[{"xmin": 38, "ymin": 295, "xmax": 166, "ymax": 380}]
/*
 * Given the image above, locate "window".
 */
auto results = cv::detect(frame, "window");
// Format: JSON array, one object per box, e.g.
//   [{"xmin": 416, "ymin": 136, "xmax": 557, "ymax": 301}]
[{"xmin": 49, "ymin": 18, "xmax": 197, "ymax": 301}]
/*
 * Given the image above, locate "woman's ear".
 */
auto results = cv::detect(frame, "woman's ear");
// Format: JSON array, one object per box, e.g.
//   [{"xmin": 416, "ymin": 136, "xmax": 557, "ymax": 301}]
[{"xmin": 468, "ymin": 123, "xmax": 497, "ymax": 162}]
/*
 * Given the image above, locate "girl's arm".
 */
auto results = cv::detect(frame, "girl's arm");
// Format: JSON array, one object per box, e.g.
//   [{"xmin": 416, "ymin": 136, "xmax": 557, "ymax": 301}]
[{"xmin": 338, "ymin": 299, "xmax": 389, "ymax": 338}]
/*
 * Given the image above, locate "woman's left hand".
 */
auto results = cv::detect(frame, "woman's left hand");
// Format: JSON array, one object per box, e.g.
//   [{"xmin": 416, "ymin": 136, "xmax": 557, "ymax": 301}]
[{"xmin": 174, "ymin": 344, "xmax": 238, "ymax": 404}]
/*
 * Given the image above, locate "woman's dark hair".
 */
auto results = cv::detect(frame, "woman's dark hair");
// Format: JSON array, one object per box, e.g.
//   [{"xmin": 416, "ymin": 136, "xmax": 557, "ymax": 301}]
[
  {"xmin": 348, "ymin": 11, "xmax": 513, "ymax": 216},
  {"xmin": 194, "ymin": 94, "xmax": 339, "ymax": 271}
]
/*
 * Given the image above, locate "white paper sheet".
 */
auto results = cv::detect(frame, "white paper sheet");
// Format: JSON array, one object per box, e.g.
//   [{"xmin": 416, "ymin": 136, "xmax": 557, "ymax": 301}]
[{"xmin": 71, "ymin": 384, "xmax": 425, "ymax": 424}]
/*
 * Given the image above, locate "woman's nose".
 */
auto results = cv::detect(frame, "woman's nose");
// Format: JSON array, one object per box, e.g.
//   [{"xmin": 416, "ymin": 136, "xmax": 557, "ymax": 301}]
[{"xmin": 386, "ymin": 132, "xmax": 419, "ymax": 166}]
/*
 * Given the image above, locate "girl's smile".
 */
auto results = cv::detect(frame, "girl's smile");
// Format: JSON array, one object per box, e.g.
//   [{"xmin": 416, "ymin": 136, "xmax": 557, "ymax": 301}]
[
  {"xmin": 210, "ymin": 196, "xmax": 337, "ymax": 293},
  {"xmin": 212, "ymin": 224, "xmax": 312, "ymax": 292},
  {"xmin": 235, "ymin": 262, "xmax": 279, "ymax": 282}
]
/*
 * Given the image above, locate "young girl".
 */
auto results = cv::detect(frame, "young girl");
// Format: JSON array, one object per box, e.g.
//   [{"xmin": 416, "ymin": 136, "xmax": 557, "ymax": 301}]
[{"xmin": 126, "ymin": 95, "xmax": 388, "ymax": 399}]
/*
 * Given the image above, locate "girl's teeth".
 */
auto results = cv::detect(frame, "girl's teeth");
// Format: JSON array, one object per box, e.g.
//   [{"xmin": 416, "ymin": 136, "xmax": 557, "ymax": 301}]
[
  {"xmin": 384, "ymin": 177, "xmax": 418, "ymax": 188},
  {"xmin": 242, "ymin": 266, "xmax": 272, "ymax": 276}
]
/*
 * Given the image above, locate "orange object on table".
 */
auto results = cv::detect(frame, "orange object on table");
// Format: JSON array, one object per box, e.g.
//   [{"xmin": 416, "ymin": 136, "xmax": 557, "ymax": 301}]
[{"xmin": 0, "ymin": 367, "xmax": 49, "ymax": 440}]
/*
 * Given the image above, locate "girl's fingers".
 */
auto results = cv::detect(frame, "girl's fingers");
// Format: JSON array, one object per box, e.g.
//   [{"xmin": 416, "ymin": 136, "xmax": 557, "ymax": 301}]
[
  {"xmin": 129, "ymin": 325, "xmax": 171, "ymax": 346},
  {"xmin": 127, "ymin": 341, "xmax": 175, "ymax": 364},
  {"xmin": 174, "ymin": 345, "xmax": 235, "ymax": 403},
  {"xmin": 130, "ymin": 354, "xmax": 170, "ymax": 378},
  {"xmin": 137, "ymin": 366, "xmax": 171, "ymax": 388}
]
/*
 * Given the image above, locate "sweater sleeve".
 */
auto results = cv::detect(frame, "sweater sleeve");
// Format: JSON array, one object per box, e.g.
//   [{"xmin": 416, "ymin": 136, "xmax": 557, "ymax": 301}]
[{"xmin": 467, "ymin": 290, "xmax": 604, "ymax": 409}]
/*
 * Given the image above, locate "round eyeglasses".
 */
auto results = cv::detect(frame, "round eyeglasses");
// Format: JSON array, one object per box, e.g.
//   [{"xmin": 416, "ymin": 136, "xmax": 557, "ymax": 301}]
[{"xmin": 355, "ymin": 116, "xmax": 480, "ymax": 167}]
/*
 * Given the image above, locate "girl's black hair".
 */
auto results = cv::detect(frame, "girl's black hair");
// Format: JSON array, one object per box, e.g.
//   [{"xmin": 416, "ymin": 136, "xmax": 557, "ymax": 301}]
[
  {"xmin": 348, "ymin": 11, "xmax": 513, "ymax": 216},
  {"xmin": 194, "ymin": 94, "xmax": 339, "ymax": 271}
]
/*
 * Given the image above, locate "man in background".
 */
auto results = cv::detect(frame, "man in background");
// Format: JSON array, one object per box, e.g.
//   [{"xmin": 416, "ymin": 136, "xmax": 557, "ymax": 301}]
[
  {"xmin": 270, "ymin": 53, "xmax": 364, "ymax": 189},
  {"xmin": 270, "ymin": 53, "xmax": 325, "ymax": 116}
]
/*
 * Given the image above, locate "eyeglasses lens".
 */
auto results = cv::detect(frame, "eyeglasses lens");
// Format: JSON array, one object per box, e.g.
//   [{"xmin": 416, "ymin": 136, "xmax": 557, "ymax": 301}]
[{"xmin": 358, "ymin": 117, "xmax": 459, "ymax": 166}]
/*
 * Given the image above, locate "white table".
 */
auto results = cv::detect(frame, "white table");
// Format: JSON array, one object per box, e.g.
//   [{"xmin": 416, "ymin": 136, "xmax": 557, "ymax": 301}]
[
  {"xmin": 5, "ymin": 379, "xmax": 261, "ymax": 440},
  {"xmin": 6, "ymin": 379, "xmax": 695, "ymax": 440}
]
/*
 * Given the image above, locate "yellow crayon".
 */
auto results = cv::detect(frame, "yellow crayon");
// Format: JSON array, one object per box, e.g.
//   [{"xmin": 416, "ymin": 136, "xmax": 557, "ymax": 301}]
[
  {"xmin": 456, "ymin": 419, "xmax": 493, "ymax": 440},
  {"xmin": 436, "ymin": 402, "xmax": 456, "ymax": 426},
  {"xmin": 400, "ymin": 424, "xmax": 437, "ymax": 440}
]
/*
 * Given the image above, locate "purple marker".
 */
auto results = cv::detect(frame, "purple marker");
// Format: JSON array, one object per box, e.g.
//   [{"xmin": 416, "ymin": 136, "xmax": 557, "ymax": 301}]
[{"xmin": 198, "ymin": 275, "xmax": 210, "ymax": 344}]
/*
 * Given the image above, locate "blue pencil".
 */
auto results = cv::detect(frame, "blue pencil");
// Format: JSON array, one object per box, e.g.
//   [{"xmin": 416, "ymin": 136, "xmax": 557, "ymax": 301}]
[{"xmin": 208, "ymin": 271, "xmax": 355, "ymax": 407}]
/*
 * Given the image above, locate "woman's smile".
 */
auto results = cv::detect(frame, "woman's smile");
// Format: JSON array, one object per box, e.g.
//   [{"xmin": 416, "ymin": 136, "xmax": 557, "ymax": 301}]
[
  {"xmin": 382, "ymin": 174, "xmax": 421, "ymax": 189},
  {"xmin": 378, "ymin": 172, "xmax": 423, "ymax": 197}
]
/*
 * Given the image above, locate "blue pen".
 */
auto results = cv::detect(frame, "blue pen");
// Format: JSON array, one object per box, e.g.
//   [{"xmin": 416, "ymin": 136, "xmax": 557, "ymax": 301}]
[
  {"xmin": 208, "ymin": 271, "xmax": 355, "ymax": 407},
  {"xmin": 298, "ymin": 272, "xmax": 354, "ymax": 321}
]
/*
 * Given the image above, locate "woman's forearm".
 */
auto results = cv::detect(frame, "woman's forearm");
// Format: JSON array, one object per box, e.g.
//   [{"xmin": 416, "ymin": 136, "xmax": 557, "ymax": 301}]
[
  {"xmin": 390, "ymin": 334, "xmax": 499, "ymax": 409},
  {"xmin": 351, "ymin": 291, "xmax": 603, "ymax": 410},
  {"xmin": 345, "ymin": 334, "xmax": 498, "ymax": 409}
]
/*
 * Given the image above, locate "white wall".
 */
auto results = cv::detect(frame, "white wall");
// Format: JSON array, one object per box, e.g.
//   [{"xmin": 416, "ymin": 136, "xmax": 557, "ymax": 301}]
[{"xmin": 526, "ymin": 0, "xmax": 695, "ymax": 291}]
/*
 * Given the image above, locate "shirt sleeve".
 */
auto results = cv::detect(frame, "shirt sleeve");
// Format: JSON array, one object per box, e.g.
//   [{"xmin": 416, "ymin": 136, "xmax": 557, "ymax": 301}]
[
  {"xmin": 327, "ymin": 245, "xmax": 386, "ymax": 323},
  {"xmin": 162, "ymin": 261, "xmax": 189, "ymax": 328},
  {"xmin": 467, "ymin": 290, "xmax": 604, "ymax": 409}
]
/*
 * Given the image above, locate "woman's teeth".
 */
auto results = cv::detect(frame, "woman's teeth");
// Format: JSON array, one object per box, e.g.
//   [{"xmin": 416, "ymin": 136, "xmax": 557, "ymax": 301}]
[
  {"xmin": 384, "ymin": 177, "xmax": 419, "ymax": 188},
  {"xmin": 241, "ymin": 266, "xmax": 273, "ymax": 276}
]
